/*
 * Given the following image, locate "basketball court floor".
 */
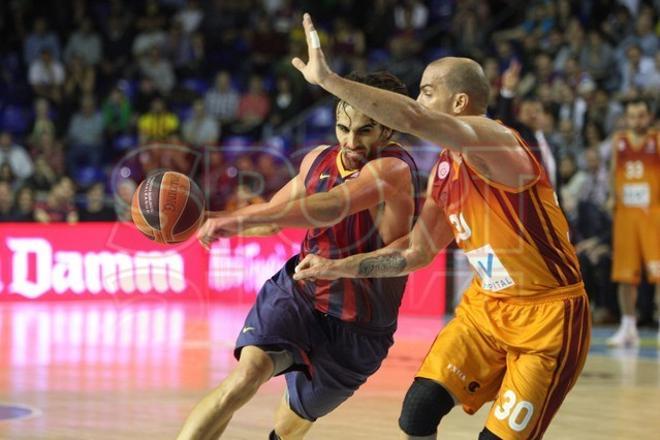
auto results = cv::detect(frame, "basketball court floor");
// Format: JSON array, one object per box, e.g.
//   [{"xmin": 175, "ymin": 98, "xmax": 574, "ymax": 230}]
[{"xmin": 0, "ymin": 301, "xmax": 658, "ymax": 439}]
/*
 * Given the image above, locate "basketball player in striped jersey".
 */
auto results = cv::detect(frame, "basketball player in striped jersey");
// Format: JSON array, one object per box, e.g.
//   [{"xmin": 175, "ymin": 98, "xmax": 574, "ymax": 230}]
[
  {"xmin": 293, "ymin": 13, "xmax": 590, "ymax": 440},
  {"xmin": 606, "ymin": 99, "xmax": 660, "ymax": 347},
  {"xmin": 177, "ymin": 71, "xmax": 422, "ymax": 440}
]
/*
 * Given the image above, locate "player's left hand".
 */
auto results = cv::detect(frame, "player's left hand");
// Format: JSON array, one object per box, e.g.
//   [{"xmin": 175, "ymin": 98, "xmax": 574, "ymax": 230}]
[
  {"xmin": 293, "ymin": 254, "xmax": 345, "ymax": 281},
  {"xmin": 291, "ymin": 13, "xmax": 333, "ymax": 86},
  {"xmin": 196, "ymin": 215, "xmax": 242, "ymax": 250}
]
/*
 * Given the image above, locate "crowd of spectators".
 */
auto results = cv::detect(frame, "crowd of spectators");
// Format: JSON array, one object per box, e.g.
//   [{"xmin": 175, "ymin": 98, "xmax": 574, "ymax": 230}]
[{"xmin": 0, "ymin": 0, "xmax": 658, "ymax": 320}]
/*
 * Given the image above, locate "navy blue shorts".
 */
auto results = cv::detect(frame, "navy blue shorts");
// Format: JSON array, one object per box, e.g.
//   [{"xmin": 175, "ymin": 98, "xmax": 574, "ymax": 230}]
[{"xmin": 235, "ymin": 256, "xmax": 394, "ymax": 421}]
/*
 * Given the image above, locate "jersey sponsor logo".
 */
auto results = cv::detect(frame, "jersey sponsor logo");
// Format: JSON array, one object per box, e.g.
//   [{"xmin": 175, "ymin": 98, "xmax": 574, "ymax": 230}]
[
  {"xmin": 319, "ymin": 172, "xmax": 331, "ymax": 180},
  {"xmin": 242, "ymin": 326, "xmax": 255, "ymax": 334},
  {"xmin": 465, "ymin": 244, "xmax": 515, "ymax": 292},
  {"xmin": 446, "ymin": 363, "xmax": 467, "ymax": 382},
  {"xmin": 437, "ymin": 161, "xmax": 450, "ymax": 179},
  {"xmin": 622, "ymin": 183, "xmax": 650, "ymax": 207}
]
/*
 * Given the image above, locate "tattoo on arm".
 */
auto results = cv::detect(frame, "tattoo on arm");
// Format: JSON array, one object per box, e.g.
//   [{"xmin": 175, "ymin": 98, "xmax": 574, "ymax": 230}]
[{"xmin": 357, "ymin": 252, "xmax": 407, "ymax": 277}]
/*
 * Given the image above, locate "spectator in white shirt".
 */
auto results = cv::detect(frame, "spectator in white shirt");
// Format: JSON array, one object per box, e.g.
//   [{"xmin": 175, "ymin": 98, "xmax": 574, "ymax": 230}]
[
  {"xmin": 204, "ymin": 71, "xmax": 239, "ymax": 125},
  {"xmin": 64, "ymin": 17, "xmax": 103, "ymax": 66},
  {"xmin": 183, "ymin": 99, "xmax": 220, "ymax": 147},
  {"xmin": 28, "ymin": 49, "xmax": 65, "ymax": 102},
  {"xmin": 0, "ymin": 131, "xmax": 34, "ymax": 183}
]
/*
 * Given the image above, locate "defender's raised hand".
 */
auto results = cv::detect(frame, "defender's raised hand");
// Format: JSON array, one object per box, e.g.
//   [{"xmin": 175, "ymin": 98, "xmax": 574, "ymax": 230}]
[{"xmin": 291, "ymin": 13, "xmax": 333, "ymax": 86}]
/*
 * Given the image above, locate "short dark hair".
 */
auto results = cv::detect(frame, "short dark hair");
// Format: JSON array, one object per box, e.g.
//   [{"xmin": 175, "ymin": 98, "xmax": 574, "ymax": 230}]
[
  {"xmin": 337, "ymin": 71, "xmax": 408, "ymax": 107},
  {"xmin": 336, "ymin": 71, "xmax": 408, "ymax": 134},
  {"xmin": 624, "ymin": 98, "xmax": 651, "ymax": 112}
]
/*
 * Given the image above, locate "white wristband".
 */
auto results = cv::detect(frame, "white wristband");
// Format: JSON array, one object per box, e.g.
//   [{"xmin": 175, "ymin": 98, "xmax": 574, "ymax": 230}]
[{"xmin": 310, "ymin": 31, "xmax": 321, "ymax": 49}]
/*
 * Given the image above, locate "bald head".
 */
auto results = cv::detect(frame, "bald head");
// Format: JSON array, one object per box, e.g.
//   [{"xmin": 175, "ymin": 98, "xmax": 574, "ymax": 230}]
[{"xmin": 426, "ymin": 57, "xmax": 490, "ymax": 114}]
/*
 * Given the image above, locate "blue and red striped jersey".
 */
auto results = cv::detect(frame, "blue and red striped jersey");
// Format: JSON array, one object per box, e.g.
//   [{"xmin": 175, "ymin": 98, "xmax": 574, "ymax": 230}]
[{"xmin": 296, "ymin": 143, "xmax": 421, "ymax": 330}]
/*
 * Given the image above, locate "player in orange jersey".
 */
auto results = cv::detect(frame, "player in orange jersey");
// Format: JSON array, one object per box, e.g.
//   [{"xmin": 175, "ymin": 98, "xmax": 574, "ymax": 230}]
[
  {"xmin": 292, "ymin": 14, "xmax": 590, "ymax": 440},
  {"xmin": 607, "ymin": 99, "xmax": 660, "ymax": 347}
]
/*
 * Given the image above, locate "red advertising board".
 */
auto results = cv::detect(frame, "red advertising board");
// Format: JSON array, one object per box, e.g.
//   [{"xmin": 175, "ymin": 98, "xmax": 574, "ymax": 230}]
[{"xmin": 0, "ymin": 223, "xmax": 445, "ymax": 316}]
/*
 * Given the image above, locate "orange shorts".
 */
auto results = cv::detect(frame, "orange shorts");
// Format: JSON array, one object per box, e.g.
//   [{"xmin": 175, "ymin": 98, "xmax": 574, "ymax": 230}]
[
  {"xmin": 416, "ymin": 285, "xmax": 590, "ymax": 440},
  {"xmin": 612, "ymin": 207, "xmax": 660, "ymax": 284}
]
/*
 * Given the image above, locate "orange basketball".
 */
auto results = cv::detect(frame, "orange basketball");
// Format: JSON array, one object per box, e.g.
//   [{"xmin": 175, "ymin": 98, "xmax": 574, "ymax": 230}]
[{"xmin": 131, "ymin": 170, "xmax": 205, "ymax": 244}]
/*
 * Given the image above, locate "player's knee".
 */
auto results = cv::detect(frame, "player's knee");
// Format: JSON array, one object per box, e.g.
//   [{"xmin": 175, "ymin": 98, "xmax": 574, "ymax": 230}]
[
  {"xmin": 478, "ymin": 427, "xmax": 503, "ymax": 440},
  {"xmin": 398, "ymin": 378, "xmax": 455, "ymax": 437}
]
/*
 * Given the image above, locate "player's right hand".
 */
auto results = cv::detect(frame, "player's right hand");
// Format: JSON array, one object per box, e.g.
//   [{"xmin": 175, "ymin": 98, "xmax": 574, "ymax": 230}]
[
  {"xmin": 291, "ymin": 13, "xmax": 333, "ymax": 86},
  {"xmin": 293, "ymin": 254, "xmax": 344, "ymax": 281}
]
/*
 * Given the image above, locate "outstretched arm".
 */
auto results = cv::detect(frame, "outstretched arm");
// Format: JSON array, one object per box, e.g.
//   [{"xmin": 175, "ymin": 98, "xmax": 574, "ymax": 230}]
[
  {"xmin": 292, "ymin": 14, "xmax": 537, "ymax": 188},
  {"xmin": 198, "ymin": 154, "xmax": 413, "ymax": 248},
  {"xmin": 294, "ymin": 164, "xmax": 455, "ymax": 280}
]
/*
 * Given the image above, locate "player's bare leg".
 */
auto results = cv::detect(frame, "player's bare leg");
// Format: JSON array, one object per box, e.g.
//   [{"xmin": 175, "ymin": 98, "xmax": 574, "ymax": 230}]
[
  {"xmin": 607, "ymin": 283, "xmax": 640, "ymax": 346},
  {"xmin": 271, "ymin": 393, "xmax": 313, "ymax": 439},
  {"xmin": 177, "ymin": 346, "xmax": 274, "ymax": 440}
]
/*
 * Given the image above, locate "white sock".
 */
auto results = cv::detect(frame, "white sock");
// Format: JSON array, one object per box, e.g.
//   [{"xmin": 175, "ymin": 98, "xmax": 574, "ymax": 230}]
[{"xmin": 621, "ymin": 315, "xmax": 636, "ymax": 330}]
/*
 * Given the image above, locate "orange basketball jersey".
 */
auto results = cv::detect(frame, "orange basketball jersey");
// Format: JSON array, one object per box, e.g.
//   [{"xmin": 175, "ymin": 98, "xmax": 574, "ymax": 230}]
[
  {"xmin": 431, "ymin": 131, "xmax": 582, "ymax": 298},
  {"xmin": 612, "ymin": 130, "xmax": 660, "ymax": 208}
]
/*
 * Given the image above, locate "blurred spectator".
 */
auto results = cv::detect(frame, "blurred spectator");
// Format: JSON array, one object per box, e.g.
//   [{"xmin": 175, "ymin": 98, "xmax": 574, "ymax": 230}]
[
  {"xmin": 27, "ymin": 155, "xmax": 59, "ymax": 194},
  {"xmin": 182, "ymin": 98, "xmax": 219, "ymax": 146},
  {"xmin": 255, "ymin": 153, "xmax": 288, "ymax": 199},
  {"xmin": 67, "ymin": 94, "xmax": 105, "ymax": 171},
  {"xmin": 23, "ymin": 17, "xmax": 61, "ymax": 65},
  {"xmin": 493, "ymin": 61, "xmax": 559, "ymax": 188},
  {"xmin": 0, "ymin": 131, "xmax": 34, "ymax": 183},
  {"xmin": 132, "ymin": 11, "xmax": 166, "ymax": 58},
  {"xmin": 34, "ymin": 176, "xmax": 79, "ymax": 223},
  {"xmin": 249, "ymin": 14, "xmax": 287, "ymax": 74},
  {"xmin": 580, "ymin": 30, "xmax": 615, "ymax": 88},
  {"xmin": 331, "ymin": 18, "xmax": 365, "ymax": 71},
  {"xmin": 79, "ymin": 182, "xmax": 117, "ymax": 221},
  {"xmin": 554, "ymin": 18, "xmax": 585, "ymax": 72},
  {"xmin": 616, "ymin": 7, "xmax": 658, "ymax": 62},
  {"xmin": 0, "ymin": 182, "xmax": 13, "ymax": 221},
  {"xmin": 163, "ymin": 21, "xmax": 194, "ymax": 74},
  {"xmin": 0, "ymin": 163, "xmax": 17, "ymax": 188},
  {"xmin": 29, "ymin": 98, "xmax": 57, "ymax": 144},
  {"xmin": 138, "ymin": 47, "xmax": 176, "ymax": 95},
  {"xmin": 174, "ymin": 0, "xmax": 203, "ymax": 34},
  {"xmin": 232, "ymin": 75, "xmax": 271, "ymax": 137},
  {"xmin": 394, "ymin": 0, "xmax": 428, "ymax": 32},
  {"xmin": 29, "ymin": 49, "xmax": 65, "ymax": 102},
  {"xmin": 225, "ymin": 182, "xmax": 267, "ymax": 212},
  {"xmin": 99, "ymin": 15, "xmax": 132, "ymax": 82},
  {"xmin": 204, "ymin": 71, "xmax": 240, "ymax": 126},
  {"xmin": 620, "ymin": 44, "xmax": 657, "ymax": 95},
  {"xmin": 9, "ymin": 186, "xmax": 36, "ymax": 222},
  {"xmin": 268, "ymin": 75, "xmax": 303, "ymax": 128},
  {"xmin": 573, "ymin": 198, "xmax": 617, "ymax": 324},
  {"xmin": 64, "ymin": 17, "xmax": 102, "ymax": 66},
  {"xmin": 134, "ymin": 77, "xmax": 160, "ymax": 114},
  {"xmin": 137, "ymin": 97, "xmax": 179, "ymax": 143},
  {"xmin": 30, "ymin": 133, "xmax": 66, "ymax": 177},
  {"xmin": 63, "ymin": 55, "xmax": 96, "ymax": 113},
  {"xmin": 114, "ymin": 178, "xmax": 137, "ymax": 222},
  {"xmin": 578, "ymin": 147, "xmax": 609, "ymax": 209},
  {"xmin": 364, "ymin": 0, "xmax": 396, "ymax": 49},
  {"xmin": 102, "ymin": 86, "xmax": 133, "ymax": 137},
  {"xmin": 558, "ymin": 153, "xmax": 587, "ymax": 219}
]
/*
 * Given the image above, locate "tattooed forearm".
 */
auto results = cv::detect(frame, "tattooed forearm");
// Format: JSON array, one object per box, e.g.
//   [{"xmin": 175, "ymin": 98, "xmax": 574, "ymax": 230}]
[{"xmin": 357, "ymin": 252, "xmax": 407, "ymax": 277}]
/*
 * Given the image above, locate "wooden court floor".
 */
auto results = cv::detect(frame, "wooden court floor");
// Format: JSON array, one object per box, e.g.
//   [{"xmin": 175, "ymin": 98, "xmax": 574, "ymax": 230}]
[{"xmin": 0, "ymin": 302, "xmax": 658, "ymax": 439}]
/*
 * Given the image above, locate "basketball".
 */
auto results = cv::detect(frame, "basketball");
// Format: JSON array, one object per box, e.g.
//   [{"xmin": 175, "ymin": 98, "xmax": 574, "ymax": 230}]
[{"xmin": 131, "ymin": 170, "xmax": 205, "ymax": 244}]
